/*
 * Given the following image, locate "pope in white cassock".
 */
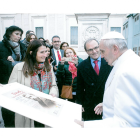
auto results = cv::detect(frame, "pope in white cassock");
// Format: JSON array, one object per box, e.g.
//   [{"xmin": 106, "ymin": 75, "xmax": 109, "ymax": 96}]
[{"xmin": 75, "ymin": 31, "xmax": 140, "ymax": 127}]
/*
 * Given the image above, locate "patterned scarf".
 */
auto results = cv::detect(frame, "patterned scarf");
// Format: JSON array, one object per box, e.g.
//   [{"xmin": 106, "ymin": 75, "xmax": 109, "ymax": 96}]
[
  {"xmin": 68, "ymin": 56, "xmax": 77, "ymax": 79},
  {"xmin": 8, "ymin": 40, "xmax": 20, "ymax": 61},
  {"xmin": 30, "ymin": 63, "xmax": 52, "ymax": 94}
]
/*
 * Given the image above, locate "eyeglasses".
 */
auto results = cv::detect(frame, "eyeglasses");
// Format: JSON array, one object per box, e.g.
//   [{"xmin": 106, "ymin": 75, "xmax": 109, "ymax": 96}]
[
  {"xmin": 53, "ymin": 41, "xmax": 60, "ymax": 43},
  {"xmin": 86, "ymin": 46, "xmax": 99, "ymax": 52}
]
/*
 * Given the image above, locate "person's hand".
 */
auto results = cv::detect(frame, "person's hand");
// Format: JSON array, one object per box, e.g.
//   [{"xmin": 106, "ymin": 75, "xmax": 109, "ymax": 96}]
[
  {"xmin": 46, "ymin": 39, "xmax": 51, "ymax": 45},
  {"xmin": 54, "ymin": 65, "xmax": 58, "ymax": 71},
  {"xmin": 74, "ymin": 119, "xmax": 84, "ymax": 128},
  {"xmin": 71, "ymin": 56, "xmax": 78, "ymax": 65},
  {"xmin": 50, "ymin": 94, "xmax": 56, "ymax": 97},
  {"xmin": 82, "ymin": 107, "xmax": 85, "ymax": 112},
  {"xmin": 94, "ymin": 103, "xmax": 103, "ymax": 115},
  {"xmin": 61, "ymin": 57, "xmax": 66, "ymax": 65},
  {"xmin": 0, "ymin": 84, "xmax": 3, "ymax": 87},
  {"xmin": 7, "ymin": 56, "xmax": 14, "ymax": 62}
]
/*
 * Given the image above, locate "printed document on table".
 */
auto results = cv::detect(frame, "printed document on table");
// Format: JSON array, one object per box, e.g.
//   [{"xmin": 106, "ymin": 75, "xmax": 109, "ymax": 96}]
[{"xmin": 0, "ymin": 82, "xmax": 82, "ymax": 128}]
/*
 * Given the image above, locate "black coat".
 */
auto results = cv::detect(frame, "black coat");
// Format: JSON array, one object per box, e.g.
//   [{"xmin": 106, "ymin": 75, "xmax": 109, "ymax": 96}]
[
  {"xmin": 0, "ymin": 39, "xmax": 26, "ymax": 84},
  {"xmin": 76, "ymin": 57, "xmax": 112, "ymax": 121}
]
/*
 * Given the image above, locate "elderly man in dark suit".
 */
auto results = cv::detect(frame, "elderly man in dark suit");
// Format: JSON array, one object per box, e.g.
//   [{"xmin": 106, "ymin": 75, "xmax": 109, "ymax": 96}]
[{"xmin": 76, "ymin": 38, "xmax": 112, "ymax": 121}]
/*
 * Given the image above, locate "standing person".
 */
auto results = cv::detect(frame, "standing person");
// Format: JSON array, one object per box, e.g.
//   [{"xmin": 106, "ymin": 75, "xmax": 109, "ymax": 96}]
[
  {"xmin": 2, "ymin": 39, "xmax": 58, "ymax": 128},
  {"xmin": 39, "ymin": 37, "xmax": 52, "ymax": 49},
  {"xmin": 57, "ymin": 47, "xmax": 83, "ymax": 102},
  {"xmin": 51, "ymin": 35, "xmax": 64, "ymax": 95},
  {"xmin": 51, "ymin": 35, "xmax": 64, "ymax": 72},
  {"xmin": 60, "ymin": 42, "xmax": 69, "ymax": 50},
  {"xmin": 76, "ymin": 38, "xmax": 112, "ymax": 121},
  {"xmin": 0, "ymin": 25, "xmax": 26, "ymax": 84},
  {"xmin": 75, "ymin": 31, "xmax": 140, "ymax": 128},
  {"xmin": 21, "ymin": 30, "xmax": 34, "ymax": 49},
  {"xmin": 38, "ymin": 38, "xmax": 53, "ymax": 64},
  {"xmin": 26, "ymin": 33, "xmax": 37, "ymax": 43},
  {"xmin": 39, "ymin": 37, "xmax": 46, "ymax": 42},
  {"xmin": 23, "ymin": 32, "xmax": 37, "ymax": 51},
  {"xmin": 46, "ymin": 45, "xmax": 54, "ymax": 64},
  {"xmin": 24, "ymin": 33, "xmax": 37, "ymax": 51}
]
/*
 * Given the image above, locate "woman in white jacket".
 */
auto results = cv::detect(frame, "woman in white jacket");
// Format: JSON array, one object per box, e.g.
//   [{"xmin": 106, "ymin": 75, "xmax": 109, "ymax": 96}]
[{"xmin": 2, "ymin": 39, "xmax": 58, "ymax": 128}]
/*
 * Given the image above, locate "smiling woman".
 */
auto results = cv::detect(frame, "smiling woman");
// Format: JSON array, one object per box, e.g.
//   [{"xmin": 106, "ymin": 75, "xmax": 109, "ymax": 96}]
[
  {"xmin": 2, "ymin": 39, "xmax": 58, "ymax": 128},
  {"xmin": 36, "ymin": 46, "xmax": 48, "ymax": 62},
  {"xmin": 57, "ymin": 47, "xmax": 83, "ymax": 102}
]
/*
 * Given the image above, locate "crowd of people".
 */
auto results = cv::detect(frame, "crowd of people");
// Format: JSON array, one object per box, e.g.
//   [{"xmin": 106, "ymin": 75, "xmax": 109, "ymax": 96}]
[{"xmin": 0, "ymin": 25, "xmax": 140, "ymax": 128}]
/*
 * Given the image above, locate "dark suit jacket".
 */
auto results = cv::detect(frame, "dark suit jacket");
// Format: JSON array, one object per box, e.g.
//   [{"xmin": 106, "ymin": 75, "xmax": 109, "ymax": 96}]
[
  {"xmin": 51, "ymin": 48, "xmax": 64, "ymax": 68},
  {"xmin": 76, "ymin": 56, "xmax": 112, "ymax": 120}
]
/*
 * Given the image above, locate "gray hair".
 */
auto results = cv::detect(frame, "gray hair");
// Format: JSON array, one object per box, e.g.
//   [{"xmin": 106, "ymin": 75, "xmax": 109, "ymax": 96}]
[
  {"xmin": 52, "ymin": 35, "xmax": 60, "ymax": 42},
  {"xmin": 102, "ymin": 39, "xmax": 127, "ymax": 51},
  {"xmin": 84, "ymin": 38, "xmax": 99, "ymax": 51}
]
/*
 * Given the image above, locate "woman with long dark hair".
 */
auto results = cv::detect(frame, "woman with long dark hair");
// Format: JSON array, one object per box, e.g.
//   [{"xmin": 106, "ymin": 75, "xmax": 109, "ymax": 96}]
[
  {"xmin": 0, "ymin": 25, "xmax": 26, "ymax": 84},
  {"xmin": 46, "ymin": 45, "xmax": 54, "ymax": 64},
  {"xmin": 60, "ymin": 42, "xmax": 69, "ymax": 50},
  {"xmin": 2, "ymin": 39, "xmax": 58, "ymax": 127}
]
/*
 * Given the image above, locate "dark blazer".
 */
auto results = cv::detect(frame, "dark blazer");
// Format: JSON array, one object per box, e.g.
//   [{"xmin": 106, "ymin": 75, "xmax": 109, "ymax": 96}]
[
  {"xmin": 76, "ymin": 56, "xmax": 112, "ymax": 121},
  {"xmin": 0, "ymin": 39, "xmax": 26, "ymax": 84},
  {"xmin": 51, "ymin": 48, "xmax": 64, "ymax": 68}
]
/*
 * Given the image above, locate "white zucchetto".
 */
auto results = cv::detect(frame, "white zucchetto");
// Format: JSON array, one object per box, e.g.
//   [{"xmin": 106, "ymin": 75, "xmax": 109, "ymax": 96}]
[{"xmin": 101, "ymin": 31, "xmax": 125, "ymax": 40}]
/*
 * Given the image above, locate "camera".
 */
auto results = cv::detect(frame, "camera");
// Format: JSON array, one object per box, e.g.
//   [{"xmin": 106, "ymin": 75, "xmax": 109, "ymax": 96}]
[{"xmin": 65, "ymin": 57, "xmax": 72, "ymax": 62}]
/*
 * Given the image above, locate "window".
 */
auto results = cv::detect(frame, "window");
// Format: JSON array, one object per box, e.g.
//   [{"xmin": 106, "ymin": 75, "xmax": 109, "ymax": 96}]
[
  {"xmin": 139, "ymin": 47, "xmax": 140, "ymax": 51},
  {"xmin": 70, "ymin": 26, "xmax": 78, "ymax": 45},
  {"xmin": 134, "ymin": 15, "xmax": 139, "ymax": 35},
  {"xmin": 111, "ymin": 27, "xmax": 121, "ymax": 33},
  {"xmin": 35, "ymin": 27, "xmax": 43, "ymax": 38},
  {"xmin": 133, "ymin": 47, "xmax": 138, "ymax": 54}
]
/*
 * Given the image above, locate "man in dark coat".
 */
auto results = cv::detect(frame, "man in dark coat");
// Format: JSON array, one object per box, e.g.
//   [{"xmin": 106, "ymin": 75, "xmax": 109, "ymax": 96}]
[{"xmin": 76, "ymin": 38, "xmax": 112, "ymax": 121}]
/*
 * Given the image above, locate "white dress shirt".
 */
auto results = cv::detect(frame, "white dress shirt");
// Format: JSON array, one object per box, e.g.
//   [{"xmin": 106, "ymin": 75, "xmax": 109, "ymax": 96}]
[{"xmin": 53, "ymin": 48, "xmax": 62, "ymax": 66}]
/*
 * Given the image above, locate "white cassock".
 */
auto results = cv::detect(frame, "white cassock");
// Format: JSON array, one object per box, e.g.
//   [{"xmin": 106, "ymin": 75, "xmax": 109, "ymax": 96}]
[{"xmin": 85, "ymin": 49, "xmax": 140, "ymax": 128}]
